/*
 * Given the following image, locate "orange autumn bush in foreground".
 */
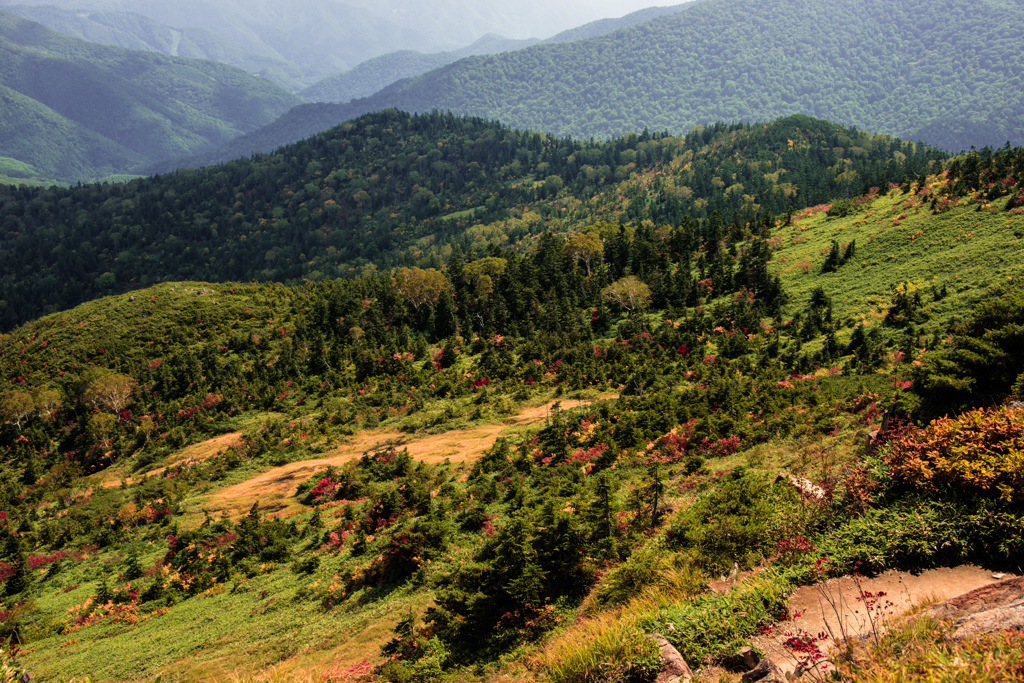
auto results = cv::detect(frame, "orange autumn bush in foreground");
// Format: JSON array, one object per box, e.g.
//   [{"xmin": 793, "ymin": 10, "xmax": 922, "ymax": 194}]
[{"xmin": 884, "ymin": 405, "xmax": 1024, "ymax": 501}]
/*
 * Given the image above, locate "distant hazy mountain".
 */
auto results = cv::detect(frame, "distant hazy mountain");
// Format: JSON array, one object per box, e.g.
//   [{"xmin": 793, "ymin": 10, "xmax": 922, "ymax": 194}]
[
  {"xmin": 167, "ymin": 0, "xmax": 1022, "ymax": 171},
  {"xmin": 3, "ymin": 4, "xmax": 309, "ymax": 88},
  {"xmin": 539, "ymin": 2, "xmax": 689, "ymax": 44},
  {"xmin": 0, "ymin": 0, "xmax": 666, "ymax": 89},
  {"xmin": 0, "ymin": 10, "xmax": 301, "ymax": 182},
  {"xmin": 299, "ymin": 35, "xmax": 538, "ymax": 104},
  {"xmin": 301, "ymin": 4, "xmax": 689, "ymax": 104}
]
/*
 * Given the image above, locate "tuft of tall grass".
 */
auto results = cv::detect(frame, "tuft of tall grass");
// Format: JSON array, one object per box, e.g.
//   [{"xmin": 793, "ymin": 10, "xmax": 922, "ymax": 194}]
[
  {"xmin": 541, "ymin": 613, "xmax": 661, "ymax": 683},
  {"xmin": 591, "ymin": 548, "xmax": 706, "ymax": 608},
  {"xmin": 833, "ymin": 611, "xmax": 1024, "ymax": 682}
]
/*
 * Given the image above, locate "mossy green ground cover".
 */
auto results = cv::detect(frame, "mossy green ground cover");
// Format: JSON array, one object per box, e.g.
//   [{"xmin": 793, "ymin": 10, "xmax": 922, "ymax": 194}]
[{"xmin": 28, "ymin": 550, "xmax": 431, "ymax": 680}]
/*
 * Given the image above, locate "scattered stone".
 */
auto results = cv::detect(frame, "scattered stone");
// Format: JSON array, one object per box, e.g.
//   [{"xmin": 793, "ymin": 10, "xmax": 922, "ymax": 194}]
[
  {"xmin": 774, "ymin": 473, "xmax": 826, "ymax": 500},
  {"xmin": 741, "ymin": 656, "xmax": 784, "ymax": 683},
  {"xmin": 649, "ymin": 633, "xmax": 693, "ymax": 683}
]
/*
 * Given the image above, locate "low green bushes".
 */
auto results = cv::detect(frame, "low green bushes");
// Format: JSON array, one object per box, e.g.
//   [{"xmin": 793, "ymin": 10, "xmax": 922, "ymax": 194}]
[
  {"xmin": 665, "ymin": 468, "xmax": 815, "ymax": 573},
  {"xmin": 641, "ymin": 574, "xmax": 791, "ymax": 666}
]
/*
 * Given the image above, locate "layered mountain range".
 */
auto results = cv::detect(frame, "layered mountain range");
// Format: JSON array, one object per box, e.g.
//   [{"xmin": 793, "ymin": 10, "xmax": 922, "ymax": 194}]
[
  {"xmin": 163, "ymin": 0, "xmax": 1023, "ymax": 173},
  {"xmin": 0, "ymin": 0, "xmax": 667, "ymax": 89},
  {"xmin": 3, "ymin": 0, "xmax": 1020, "ymax": 183},
  {"xmin": 0, "ymin": 9, "xmax": 300, "ymax": 183}
]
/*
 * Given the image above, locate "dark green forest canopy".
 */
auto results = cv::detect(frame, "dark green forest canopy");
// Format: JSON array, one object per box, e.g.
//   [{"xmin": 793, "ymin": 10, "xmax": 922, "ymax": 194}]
[
  {"xmin": 201, "ymin": 0, "xmax": 1023, "ymax": 164},
  {"xmin": 0, "ymin": 110, "xmax": 945, "ymax": 331}
]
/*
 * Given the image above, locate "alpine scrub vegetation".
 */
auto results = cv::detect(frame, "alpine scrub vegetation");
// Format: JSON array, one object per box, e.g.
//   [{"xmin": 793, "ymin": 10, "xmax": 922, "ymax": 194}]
[
  {"xmin": 883, "ymin": 406, "xmax": 1024, "ymax": 500},
  {"xmin": 0, "ymin": 130, "xmax": 1022, "ymax": 681}
]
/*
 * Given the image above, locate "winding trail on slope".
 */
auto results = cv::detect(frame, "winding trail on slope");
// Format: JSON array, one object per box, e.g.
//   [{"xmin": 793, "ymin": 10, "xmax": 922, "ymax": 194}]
[
  {"xmin": 749, "ymin": 565, "xmax": 1020, "ymax": 677},
  {"xmin": 168, "ymin": 29, "xmax": 182, "ymax": 57},
  {"xmin": 200, "ymin": 398, "xmax": 598, "ymax": 520}
]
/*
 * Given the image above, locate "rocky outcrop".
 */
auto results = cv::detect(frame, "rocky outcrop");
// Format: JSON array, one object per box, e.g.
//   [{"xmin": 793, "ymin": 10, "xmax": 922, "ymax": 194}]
[
  {"xmin": 774, "ymin": 473, "xmax": 826, "ymax": 500},
  {"xmin": 649, "ymin": 633, "xmax": 693, "ymax": 683},
  {"xmin": 740, "ymin": 656, "xmax": 784, "ymax": 683},
  {"xmin": 927, "ymin": 577, "xmax": 1024, "ymax": 640}
]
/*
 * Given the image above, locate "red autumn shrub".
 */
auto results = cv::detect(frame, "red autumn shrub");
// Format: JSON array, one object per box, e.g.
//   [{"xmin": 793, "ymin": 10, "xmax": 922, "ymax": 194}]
[{"xmin": 883, "ymin": 405, "xmax": 1024, "ymax": 500}]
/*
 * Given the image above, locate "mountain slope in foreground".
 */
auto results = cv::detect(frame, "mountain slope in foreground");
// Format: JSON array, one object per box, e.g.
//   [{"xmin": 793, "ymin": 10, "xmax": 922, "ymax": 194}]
[{"xmin": 1, "ymin": 146, "xmax": 1023, "ymax": 680}]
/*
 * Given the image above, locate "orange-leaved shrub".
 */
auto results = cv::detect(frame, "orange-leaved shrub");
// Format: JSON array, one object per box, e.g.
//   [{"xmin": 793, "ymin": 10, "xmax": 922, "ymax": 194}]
[{"xmin": 884, "ymin": 405, "xmax": 1024, "ymax": 501}]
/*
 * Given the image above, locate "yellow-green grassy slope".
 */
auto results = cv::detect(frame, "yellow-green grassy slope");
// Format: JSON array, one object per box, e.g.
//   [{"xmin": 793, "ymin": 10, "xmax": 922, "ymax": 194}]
[{"xmin": 773, "ymin": 182, "xmax": 1024, "ymax": 334}]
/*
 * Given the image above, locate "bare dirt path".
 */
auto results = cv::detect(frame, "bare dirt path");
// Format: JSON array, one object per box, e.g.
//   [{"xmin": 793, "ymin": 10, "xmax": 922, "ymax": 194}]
[
  {"xmin": 200, "ymin": 398, "xmax": 597, "ymax": 520},
  {"xmin": 146, "ymin": 431, "xmax": 243, "ymax": 477},
  {"xmin": 750, "ymin": 565, "xmax": 1020, "ymax": 677},
  {"xmin": 90, "ymin": 431, "xmax": 244, "ymax": 489}
]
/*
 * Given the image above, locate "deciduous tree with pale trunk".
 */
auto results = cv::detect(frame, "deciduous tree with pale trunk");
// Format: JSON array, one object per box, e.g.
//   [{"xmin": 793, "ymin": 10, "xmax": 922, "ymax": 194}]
[{"xmin": 601, "ymin": 275, "xmax": 651, "ymax": 311}]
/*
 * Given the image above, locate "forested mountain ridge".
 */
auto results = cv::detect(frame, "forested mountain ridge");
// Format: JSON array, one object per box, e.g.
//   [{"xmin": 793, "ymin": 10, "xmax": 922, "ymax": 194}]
[
  {"xmin": 299, "ymin": 4, "xmax": 690, "ymax": 105},
  {"xmin": 298, "ymin": 38, "xmax": 538, "ymax": 106},
  {"xmin": 181, "ymin": 0, "xmax": 1024, "ymax": 168},
  {"xmin": 0, "ymin": 10, "xmax": 302, "ymax": 182},
  {"xmin": 0, "ymin": 110, "xmax": 946, "ymax": 331},
  {"xmin": 0, "ymin": 0, "xmax": 668, "ymax": 90}
]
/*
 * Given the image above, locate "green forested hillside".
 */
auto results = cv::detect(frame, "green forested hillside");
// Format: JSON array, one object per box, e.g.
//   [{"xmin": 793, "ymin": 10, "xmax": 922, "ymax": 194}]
[
  {"xmin": 299, "ymin": 40, "xmax": 536, "ymax": 106},
  {"xmin": 0, "ymin": 110, "xmax": 946, "ymax": 330},
  {"xmin": 299, "ymin": 5, "xmax": 688, "ymax": 105},
  {"xmin": 0, "ymin": 83, "xmax": 143, "ymax": 181},
  {"xmin": 4, "ymin": 1, "xmax": 1024, "ymax": 677},
  {"xmin": 0, "ymin": 10, "xmax": 302, "ymax": 182},
  {"xmin": 301, "ymin": 51, "xmax": 483, "ymax": 106},
  {"xmin": 1, "ymin": 141, "xmax": 1022, "ymax": 680},
  {"xmin": 191, "ymin": 0, "xmax": 1024, "ymax": 166},
  {"xmin": 358, "ymin": 0, "xmax": 1024, "ymax": 150}
]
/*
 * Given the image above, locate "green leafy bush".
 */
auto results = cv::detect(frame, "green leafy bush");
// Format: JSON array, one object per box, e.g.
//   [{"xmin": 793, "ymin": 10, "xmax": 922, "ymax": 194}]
[
  {"xmin": 815, "ymin": 494, "xmax": 1024, "ymax": 572},
  {"xmin": 642, "ymin": 574, "xmax": 791, "ymax": 666},
  {"xmin": 906, "ymin": 288, "xmax": 1024, "ymax": 420},
  {"xmin": 665, "ymin": 468, "xmax": 811, "ymax": 572}
]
